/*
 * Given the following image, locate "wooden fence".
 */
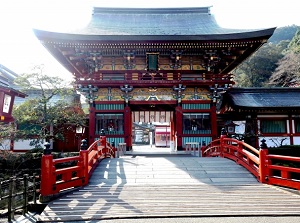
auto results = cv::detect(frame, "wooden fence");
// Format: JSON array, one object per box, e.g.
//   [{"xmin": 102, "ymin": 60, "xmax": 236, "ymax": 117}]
[{"xmin": 0, "ymin": 174, "xmax": 40, "ymax": 222}]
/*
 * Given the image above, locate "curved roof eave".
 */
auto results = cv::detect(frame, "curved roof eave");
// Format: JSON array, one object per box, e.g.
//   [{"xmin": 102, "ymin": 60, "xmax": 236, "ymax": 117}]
[{"xmin": 33, "ymin": 27, "xmax": 276, "ymax": 42}]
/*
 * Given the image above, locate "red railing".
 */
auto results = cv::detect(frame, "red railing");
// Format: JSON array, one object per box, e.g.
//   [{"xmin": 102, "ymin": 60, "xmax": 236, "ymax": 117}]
[
  {"xmin": 39, "ymin": 135, "xmax": 115, "ymax": 201},
  {"xmin": 202, "ymin": 135, "xmax": 300, "ymax": 190}
]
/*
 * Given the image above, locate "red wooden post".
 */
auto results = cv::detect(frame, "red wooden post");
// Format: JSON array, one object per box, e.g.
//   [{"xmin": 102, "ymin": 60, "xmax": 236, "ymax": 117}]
[
  {"xmin": 201, "ymin": 141, "xmax": 206, "ymax": 157},
  {"xmin": 99, "ymin": 129, "xmax": 107, "ymax": 156},
  {"xmin": 111, "ymin": 141, "xmax": 116, "ymax": 158},
  {"xmin": 79, "ymin": 139, "xmax": 89, "ymax": 185},
  {"xmin": 124, "ymin": 106, "xmax": 132, "ymax": 151},
  {"xmin": 89, "ymin": 107, "xmax": 96, "ymax": 146},
  {"xmin": 40, "ymin": 142, "xmax": 54, "ymax": 197},
  {"xmin": 219, "ymin": 128, "xmax": 227, "ymax": 157},
  {"xmin": 175, "ymin": 106, "xmax": 183, "ymax": 150},
  {"xmin": 259, "ymin": 139, "xmax": 269, "ymax": 183}
]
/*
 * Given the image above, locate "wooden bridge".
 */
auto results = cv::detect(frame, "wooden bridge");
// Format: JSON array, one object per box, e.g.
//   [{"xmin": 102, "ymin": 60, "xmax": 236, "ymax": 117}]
[
  {"xmin": 37, "ymin": 155, "xmax": 300, "ymax": 222},
  {"xmin": 31, "ymin": 135, "xmax": 300, "ymax": 222}
]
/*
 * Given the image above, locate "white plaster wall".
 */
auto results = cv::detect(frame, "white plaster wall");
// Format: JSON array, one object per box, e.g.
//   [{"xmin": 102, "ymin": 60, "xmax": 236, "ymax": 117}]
[
  {"xmin": 293, "ymin": 137, "xmax": 300, "ymax": 145},
  {"xmin": 259, "ymin": 136, "xmax": 290, "ymax": 148},
  {"xmin": 13, "ymin": 139, "xmax": 35, "ymax": 151}
]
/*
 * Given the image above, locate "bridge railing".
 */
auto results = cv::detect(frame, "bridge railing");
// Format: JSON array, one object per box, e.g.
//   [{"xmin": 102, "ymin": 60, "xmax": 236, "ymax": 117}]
[
  {"xmin": 202, "ymin": 135, "xmax": 300, "ymax": 190},
  {"xmin": 265, "ymin": 154, "xmax": 300, "ymax": 190},
  {"xmin": 39, "ymin": 133, "xmax": 115, "ymax": 202}
]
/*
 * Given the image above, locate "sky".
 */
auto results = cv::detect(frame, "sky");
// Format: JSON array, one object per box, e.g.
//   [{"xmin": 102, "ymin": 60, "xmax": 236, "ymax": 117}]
[{"xmin": 0, "ymin": 0, "xmax": 300, "ymax": 81}]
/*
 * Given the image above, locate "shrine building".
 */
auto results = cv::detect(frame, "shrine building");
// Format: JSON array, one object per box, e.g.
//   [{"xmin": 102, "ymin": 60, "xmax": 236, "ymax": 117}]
[{"xmin": 33, "ymin": 7, "xmax": 275, "ymax": 151}]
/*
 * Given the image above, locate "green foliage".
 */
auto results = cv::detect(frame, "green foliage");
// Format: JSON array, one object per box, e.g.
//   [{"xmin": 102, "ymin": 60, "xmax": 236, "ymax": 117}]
[
  {"xmin": 268, "ymin": 25, "xmax": 300, "ymax": 44},
  {"xmin": 234, "ymin": 25, "xmax": 300, "ymax": 87},
  {"xmin": 269, "ymin": 52, "xmax": 300, "ymax": 86},
  {"xmin": 287, "ymin": 30, "xmax": 300, "ymax": 54},
  {"xmin": 11, "ymin": 65, "xmax": 86, "ymax": 149},
  {"xmin": 0, "ymin": 149, "xmax": 79, "ymax": 179},
  {"xmin": 0, "ymin": 123, "xmax": 16, "ymax": 150},
  {"xmin": 234, "ymin": 42, "xmax": 284, "ymax": 87},
  {"xmin": 268, "ymin": 29, "xmax": 300, "ymax": 86}
]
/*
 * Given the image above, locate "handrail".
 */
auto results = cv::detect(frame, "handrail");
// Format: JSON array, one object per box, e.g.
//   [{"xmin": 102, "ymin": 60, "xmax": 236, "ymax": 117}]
[
  {"xmin": 265, "ymin": 154, "xmax": 300, "ymax": 190},
  {"xmin": 39, "ymin": 135, "xmax": 115, "ymax": 202},
  {"xmin": 202, "ymin": 135, "xmax": 300, "ymax": 190},
  {"xmin": 202, "ymin": 136, "xmax": 261, "ymax": 180}
]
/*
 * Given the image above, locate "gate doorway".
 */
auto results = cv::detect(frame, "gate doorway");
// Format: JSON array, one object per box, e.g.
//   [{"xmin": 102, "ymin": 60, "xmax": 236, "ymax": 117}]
[{"xmin": 131, "ymin": 110, "xmax": 174, "ymax": 152}]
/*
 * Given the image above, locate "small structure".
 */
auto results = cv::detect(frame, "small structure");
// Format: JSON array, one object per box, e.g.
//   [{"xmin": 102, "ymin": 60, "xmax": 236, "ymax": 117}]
[
  {"xmin": 0, "ymin": 64, "xmax": 26, "ymax": 123},
  {"xmin": 155, "ymin": 126, "xmax": 170, "ymax": 147},
  {"xmin": 219, "ymin": 87, "xmax": 300, "ymax": 147}
]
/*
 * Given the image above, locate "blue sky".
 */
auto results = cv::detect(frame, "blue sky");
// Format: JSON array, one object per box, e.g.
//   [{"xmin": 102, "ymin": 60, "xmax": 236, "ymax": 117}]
[{"xmin": 0, "ymin": 0, "xmax": 299, "ymax": 80}]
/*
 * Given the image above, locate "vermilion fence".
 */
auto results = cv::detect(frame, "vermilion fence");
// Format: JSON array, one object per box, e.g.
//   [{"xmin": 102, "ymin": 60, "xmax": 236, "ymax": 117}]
[
  {"xmin": 202, "ymin": 135, "xmax": 300, "ymax": 190},
  {"xmin": 40, "ymin": 134, "xmax": 115, "ymax": 202}
]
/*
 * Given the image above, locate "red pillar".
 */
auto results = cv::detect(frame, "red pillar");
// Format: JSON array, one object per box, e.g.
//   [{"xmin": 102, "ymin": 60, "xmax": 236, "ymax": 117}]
[
  {"xmin": 100, "ymin": 131, "xmax": 107, "ymax": 156},
  {"xmin": 175, "ymin": 106, "xmax": 183, "ymax": 150},
  {"xmin": 124, "ymin": 106, "xmax": 132, "ymax": 151},
  {"xmin": 259, "ymin": 139, "xmax": 269, "ymax": 183},
  {"xmin": 259, "ymin": 148, "xmax": 269, "ymax": 183},
  {"xmin": 40, "ymin": 154, "xmax": 54, "ymax": 196},
  {"xmin": 79, "ymin": 139, "xmax": 89, "ymax": 185},
  {"xmin": 219, "ymin": 128, "xmax": 227, "ymax": 157},
  {"xmin": 89, "ymin": 106, "xmax": 96, "ymax": 146},
  {"xmin": 211, "ymin": 104, "xmax": 218, "ymax": 140},
  {"xmin": 289, "ymin": 115, "xmax": 294, "ymax": 145}
]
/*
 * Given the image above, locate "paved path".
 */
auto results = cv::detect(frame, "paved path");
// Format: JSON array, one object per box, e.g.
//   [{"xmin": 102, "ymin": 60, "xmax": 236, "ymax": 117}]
[{"xmin": 35, "ymin": 154, "xmax": 300, "ymax": 222}]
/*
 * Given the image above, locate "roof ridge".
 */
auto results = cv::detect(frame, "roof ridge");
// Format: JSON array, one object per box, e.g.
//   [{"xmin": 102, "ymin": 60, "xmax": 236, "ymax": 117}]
[{"xmin": 92, "ymin": 7, "xmax": 212, "ymax": 15}]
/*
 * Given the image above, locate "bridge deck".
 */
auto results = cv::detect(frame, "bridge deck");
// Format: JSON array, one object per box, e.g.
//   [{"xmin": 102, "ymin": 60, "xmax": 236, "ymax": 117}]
[{"xmin": 38, "ymin": 155, "xmax": 300, "ymax": 222}]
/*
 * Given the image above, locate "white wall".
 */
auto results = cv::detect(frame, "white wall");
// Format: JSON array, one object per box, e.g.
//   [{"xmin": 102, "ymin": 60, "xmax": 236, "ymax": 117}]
[{"xmin": 258, "ymin": 136, "xmax": 290, "ymax": 148}]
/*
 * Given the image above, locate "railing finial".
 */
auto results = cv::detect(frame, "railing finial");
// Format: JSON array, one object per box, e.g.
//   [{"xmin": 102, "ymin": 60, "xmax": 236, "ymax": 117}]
[
  {"xmin": 100, "ymin": 129, "xmax": 105, "ymax": 136},
  {"xmin": 260, "ymin": 139, "xmax": 268, "ymax": 149},
  {"xmin": 43, "ymin": 142, "xmax": 52, "ymax": 155},
  {"xmin": 221, "ymin": 128, "xmax": 227, "ymax": 136},
  {"xmin": 80, "ymin": 139, "xmax": 88, "ymax": 150}
]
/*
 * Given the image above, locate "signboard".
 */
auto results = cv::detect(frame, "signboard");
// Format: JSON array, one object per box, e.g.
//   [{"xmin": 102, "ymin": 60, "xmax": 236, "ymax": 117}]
[{"xmin": 2, "ymin": 94, "xmax": 11, "ymax": 113}]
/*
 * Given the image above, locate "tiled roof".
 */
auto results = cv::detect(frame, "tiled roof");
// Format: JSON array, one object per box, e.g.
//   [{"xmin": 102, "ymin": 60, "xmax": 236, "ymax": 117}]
[
  {"xmin": 33, "ymin": 7, "xmax": 275, "ymax": 41},
  {"xmin": 0, "ymin": 64, "xmax": 18, "ymax": 87},
  {"xmin": 224, "ymin": 88, "xmax": 300, "ymax": 109}
]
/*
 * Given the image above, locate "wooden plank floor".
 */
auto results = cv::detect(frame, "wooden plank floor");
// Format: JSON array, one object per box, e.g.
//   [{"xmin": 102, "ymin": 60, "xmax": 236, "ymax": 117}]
[{"xmin": 38, "ymin": 156, "xmax": 300, "ymax": 222}]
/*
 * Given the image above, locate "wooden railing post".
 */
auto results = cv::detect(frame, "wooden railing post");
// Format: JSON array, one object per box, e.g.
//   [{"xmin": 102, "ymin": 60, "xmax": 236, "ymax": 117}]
[
  {"xmin": 259, "ymin": 139, "xmax": 269, "ymax": 183},
  {"xmin": 219, "ymin": 128, "xmax": 227, "ymax": 157},
  {"xmin": 99, "ymin": 129, "xmax": 107, "ymax": 156},
  {"xmin": 8, "ymin": 176, "xmax": 16, "ymax": 222},
  {"xmin": 201, "ymin": 141, "xmax": 206, "ymax": 157},
  {"xmin": 23, "ymin": 174, "xmax": 29, "ymax": 215},
  {"xmin": 40, "ymin": 142, "xmax": 54, "ymax": 198},
  {"xmin": 80, "ymin": 139, "xmax": 89, "ymax": 185},
  {"xmin": 111, "ymin": 141, "xmax": 116, "ymax": 158}
]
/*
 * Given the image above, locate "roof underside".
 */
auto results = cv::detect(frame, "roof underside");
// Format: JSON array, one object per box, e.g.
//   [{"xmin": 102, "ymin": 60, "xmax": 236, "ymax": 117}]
[{"xmin": 32, "ymin": 7, "xmax": 276, "ymax": 78}]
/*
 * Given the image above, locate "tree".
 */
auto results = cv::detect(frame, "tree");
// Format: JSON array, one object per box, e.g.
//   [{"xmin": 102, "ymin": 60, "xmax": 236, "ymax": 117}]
[
  {"xmin": 269, "ymin": 30, "xmax": 300, "ymax": 86},
  {"xmin": 269, "ymin": 52, "xmax": 300, "ymax": 86},
  {"xmin": 268, "ymin": 25, "xmax": 300, "ymax": 44},
  {"xmin": 0, "ymin": 122, "xmax": 15, "ymax": 150},
  {"xmin": 12, "ymin": 65, "xmax": 86, "ymax": 149},
  {"xmin": 234, "ymin": 42, "xmax": 284, "ymax": 87},
  {"xmin": 233, "ymin": 26, "xmax": 300, "ymax": 87},
  {"xmin": 287, "ymin": 30, "xmax": 300, "ymax": 53}
]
